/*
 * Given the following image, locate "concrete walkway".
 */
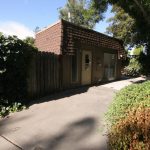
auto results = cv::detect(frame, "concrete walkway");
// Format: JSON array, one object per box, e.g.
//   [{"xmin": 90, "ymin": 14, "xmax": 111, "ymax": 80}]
[{"xmin": 0, "ymin": 77, "xmax": 146, "ymax": 150}]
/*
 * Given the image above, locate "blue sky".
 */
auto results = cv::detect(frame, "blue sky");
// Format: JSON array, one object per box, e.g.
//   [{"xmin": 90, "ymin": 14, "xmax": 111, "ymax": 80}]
[{"xmin": 0, "ymin": 0, "xmax": 114, "ymax": 39}]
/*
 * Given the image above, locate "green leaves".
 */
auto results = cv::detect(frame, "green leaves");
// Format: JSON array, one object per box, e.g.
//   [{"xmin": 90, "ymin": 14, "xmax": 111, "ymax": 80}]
[
  {"xmin": 0, "ymin": 34, "xmax": 37, "ymax": 104},
  {"xmin": 106, "ymin": 81, "xmax": 150, "ymax": 126},
  {"xmin": 106, "ymin": 5, "xmax": 136, "ymax": 46},
  {"xmin": 23, "ymin": 37, "xmax": 35, "ymax": 46},
  {"xmin": 59, "ymin": 0, "xmax": 104, "ymax": 29},
  {"xmin": 0, "ymin": 101, "xmax": 26, "ymax": 117},
  {"xmin": 124, "ymin": 57, "xmax": 142, "ymax": 76},
  {"xmin": 106, "ymin": 81, "xmax": 150, "ymax": 149}
]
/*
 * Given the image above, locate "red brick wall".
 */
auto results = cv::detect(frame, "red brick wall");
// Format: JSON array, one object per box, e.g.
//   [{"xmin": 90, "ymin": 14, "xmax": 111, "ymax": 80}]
[
  {"xmin": 35, "ymin": 21, "xmax": 62, "ymax": 55},
  {"xmin": 61, "ymin": 20, "xmax": 126, "ymax": 58},
  {"xmin": 35, "ymin": 19, "xmax": 125, "ymax": 58}
]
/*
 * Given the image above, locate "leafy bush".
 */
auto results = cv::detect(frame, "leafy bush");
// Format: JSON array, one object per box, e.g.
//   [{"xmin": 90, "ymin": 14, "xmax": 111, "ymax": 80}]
[
  {"xmin": 106, "ymin": 81, "xmax": 150, "ymax": 125},
  {"xmin": 0, "ymin": 35, "xmax": 37, "ymax": 104},
  {"xmin": 124, "ymin": 58, "xmax": 142, "ymax": 76},
  {"xmin": 106, "ymin": 81, "xmax": 150, "ymax": 150},
  {"xmin": 0, "ymin": 100, "xmax": 26, "ymax": 117},
  {"xmin": 108, "ymin": 106, "xmax": 150, "ymax": 150}
]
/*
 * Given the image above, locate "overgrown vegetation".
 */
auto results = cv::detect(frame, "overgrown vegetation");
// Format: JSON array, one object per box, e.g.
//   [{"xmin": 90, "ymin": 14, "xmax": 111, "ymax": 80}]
[
  {"xmin": 124, "ymin": 58, "xmax": 142, "ymax": 77},
  {"xmin": 108, "ymin": 106, "xmax": 150, "ymax": 150},
  {"xmin": 0, "ymin": 34, "xmax": 37, "ymax": 117},
  {"xmin": 124, "ymin": 46, "xmax": 143, "ymax": 76},
  {"xmin": 106, "ymin": 81, "xmax": 150, "ymax": 149},
  {"xmin": 0, "ymin": 100, "xmax": 26, "ymax": 117}
]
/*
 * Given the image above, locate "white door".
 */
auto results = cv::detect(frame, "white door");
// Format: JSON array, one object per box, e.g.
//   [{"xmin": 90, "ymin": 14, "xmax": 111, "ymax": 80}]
[{"xmin": 82, "ymin": 51, "xmax": 92, "ymax": 85}]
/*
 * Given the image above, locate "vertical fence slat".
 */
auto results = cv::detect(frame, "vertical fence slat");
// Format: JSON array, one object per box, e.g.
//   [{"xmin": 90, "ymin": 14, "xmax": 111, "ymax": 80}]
[
  {"xmin": 28, "ymin": 51, "xmax": 62, "ymax": 99},
  {"xmin": 40, "ymin": 52, "xmax": 44, "ymax": 96},
  {"xmin": 45, "ymin": 53, "xmax": 48, "ymax": 94}
]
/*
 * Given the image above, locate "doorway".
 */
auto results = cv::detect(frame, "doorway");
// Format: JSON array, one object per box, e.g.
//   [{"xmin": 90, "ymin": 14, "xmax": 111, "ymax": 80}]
[{"xmin": 81, "ymin": 51, "xmax": 92, "ymax": 85}]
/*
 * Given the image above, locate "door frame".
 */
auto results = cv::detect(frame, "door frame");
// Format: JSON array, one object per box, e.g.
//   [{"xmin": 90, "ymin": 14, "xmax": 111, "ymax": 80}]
[{"xmin": 81, "ymin": 50, "xmax": 92, "ymax": 85}]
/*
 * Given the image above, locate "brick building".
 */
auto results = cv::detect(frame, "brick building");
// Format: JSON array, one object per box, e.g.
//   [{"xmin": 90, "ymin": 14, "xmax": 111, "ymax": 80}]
[{"xmin": 35, "ymin": 19, "xmax": 125, "ymax": 88}]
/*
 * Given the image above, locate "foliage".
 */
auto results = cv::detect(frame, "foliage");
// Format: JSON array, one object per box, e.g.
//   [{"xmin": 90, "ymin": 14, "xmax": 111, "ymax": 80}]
[
  {"xmin": 106, "ymin": 81, "xmax": 150, "ymax": 125},
  {"xmin": 92, "ymin": 0, "xmax": 150, "ymax": 55},
  {"xmin": 124, "ymin": 58, "xmax": 142, "ymax": 76},
  {"xmin": 106, "ymin": 5, "xmax": 136, "ymax": 46},
  {"xmin": 107, "ymin": 0, "xmax": 150, "ymax": 27},
  {"xmin": 108, "ymin": 106, "xmax": 150, "ymax": 150},
  {"xmin": 0, "ymin": 34, "xmax": 37, "ymax": 105},
  {"xmin": 139, "ymin": 52, "xmax": 150, "ymax": 75},
  {"xmin": 131, "ymin": 46, "xmax": 143, "ymax": 56},
  {"xmin": 59, "ymin": 0, "xmax": 106, "ymax": 29},
  {"xmin": 106, "ymin": 81, "xmax": 150, "ymax": 149},
  {"xmin": 23, "ymin": 36, "xmax": 35, "ymax": 46},
  {"xmin": 0, "ymin": 100, "xmax": 26, "ymax": 117},
  {"xmin": 123, "ymin": 46, "xmax": 143, "ymax": 76}
]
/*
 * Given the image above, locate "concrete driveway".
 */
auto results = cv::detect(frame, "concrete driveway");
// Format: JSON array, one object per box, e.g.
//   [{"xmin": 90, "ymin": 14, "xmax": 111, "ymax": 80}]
[{"xmin": 0, "ymin": 77, "xmax": 146, "ymax": 150}]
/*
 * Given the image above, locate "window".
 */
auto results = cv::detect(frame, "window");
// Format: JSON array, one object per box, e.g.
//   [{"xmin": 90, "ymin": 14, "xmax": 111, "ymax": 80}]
[
  {"xmin": 85, "ymin": 54, "xmax": 90, "ymax": 64},
  {"xmin": 104, "ymin": 53, "xmax": 117, "ymax": 80},
  {"xmin": 85, "ymin": 54, "xmax": 90, "ymax": 70}
]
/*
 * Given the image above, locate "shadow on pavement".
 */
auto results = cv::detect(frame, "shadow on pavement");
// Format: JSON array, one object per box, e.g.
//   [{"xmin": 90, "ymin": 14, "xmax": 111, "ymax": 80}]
[
  {"xmin": 21, "ymin": 117, "xmax": 108, "ymax": 150},
  {"xmin": 130, "ymin": 80, "xmax": 146, "ymax": 84},
  {"xmin": 28, "ymin": 86, "xmax": 90, "ymax": 107}
]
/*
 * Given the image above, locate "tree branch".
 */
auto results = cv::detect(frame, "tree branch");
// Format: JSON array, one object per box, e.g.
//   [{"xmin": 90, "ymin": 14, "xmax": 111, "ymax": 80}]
[{"xmin": 133, "ymin": 0, "xmax": 150, "ymax": 25}]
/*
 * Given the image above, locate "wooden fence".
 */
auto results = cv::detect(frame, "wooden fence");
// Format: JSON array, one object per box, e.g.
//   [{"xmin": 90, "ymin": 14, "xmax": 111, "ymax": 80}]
[{"xmin": 27, "ymin": 52, "xmax": 61, "ymax": 98}]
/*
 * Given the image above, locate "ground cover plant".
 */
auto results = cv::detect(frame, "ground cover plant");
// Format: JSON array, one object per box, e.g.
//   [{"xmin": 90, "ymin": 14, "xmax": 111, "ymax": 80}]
[{"xmin": 106, "ymin": 81, "xmax": 150, "ymax": 150}]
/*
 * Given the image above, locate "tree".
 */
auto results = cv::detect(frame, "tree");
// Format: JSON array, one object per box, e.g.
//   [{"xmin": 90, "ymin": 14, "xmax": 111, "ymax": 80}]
[
  {"xmin": 132, "ymin": 46, "xmax": 143, "ymax": 56},
  {"xmin": 92, "ymin": 0, "xmax": 150, "ymax": 74},
  {"xmin": 0, "ymin": 35, "xmax": 37, "ymax": 104},
  {"xmin": 59, "ymin": 0, "xmax": 106, "ymax": 29},
  {"xmin": 92, "ymin": 0, "xmax": 150, "ymax": 52},
  {"xmin": 108, "ymin": 0, "xmax": 150, "ymax": 27},
  {"xmin": 106, "ymin": 5, "xmax": 136, "ymax": 47}
]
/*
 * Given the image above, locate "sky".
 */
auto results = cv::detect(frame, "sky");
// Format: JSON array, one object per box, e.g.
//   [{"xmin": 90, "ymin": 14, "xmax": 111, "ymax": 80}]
[{"xmin": 0, "ymin": 0, "xmax": 114, "ymax": 39}]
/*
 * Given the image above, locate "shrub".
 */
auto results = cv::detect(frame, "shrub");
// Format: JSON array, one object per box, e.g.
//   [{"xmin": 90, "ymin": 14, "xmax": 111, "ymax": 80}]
[
  {"xmin": 0, "ymin": 100, "xmax": 26, "ymax": 117},
  {"xmin": 106, "ymin": 81, "xmax": 150, "ymax": 125},
  {"xmin": 108, "ymin": 106, "xmax": 150, "ymax": 150},
  {"xmin": 106, "ymin": 81, "xmax": 150, "ymax": 150},
  {"xmin": 124, "ymin": 58, "xmax": 142, "ymax": 76},
  {"xmin": 0, "ymin": 35, "xmax": 37, "ymax": 104},
  {"xmin": 0, "ymin": 34, "xmax": 37, "ymax": 117}
]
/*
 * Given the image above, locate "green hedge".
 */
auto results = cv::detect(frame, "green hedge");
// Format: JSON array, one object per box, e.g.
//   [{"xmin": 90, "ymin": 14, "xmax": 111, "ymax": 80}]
[{"xmin": 106, "ymin": 81, "xmax": 150, "ymax": 125}]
